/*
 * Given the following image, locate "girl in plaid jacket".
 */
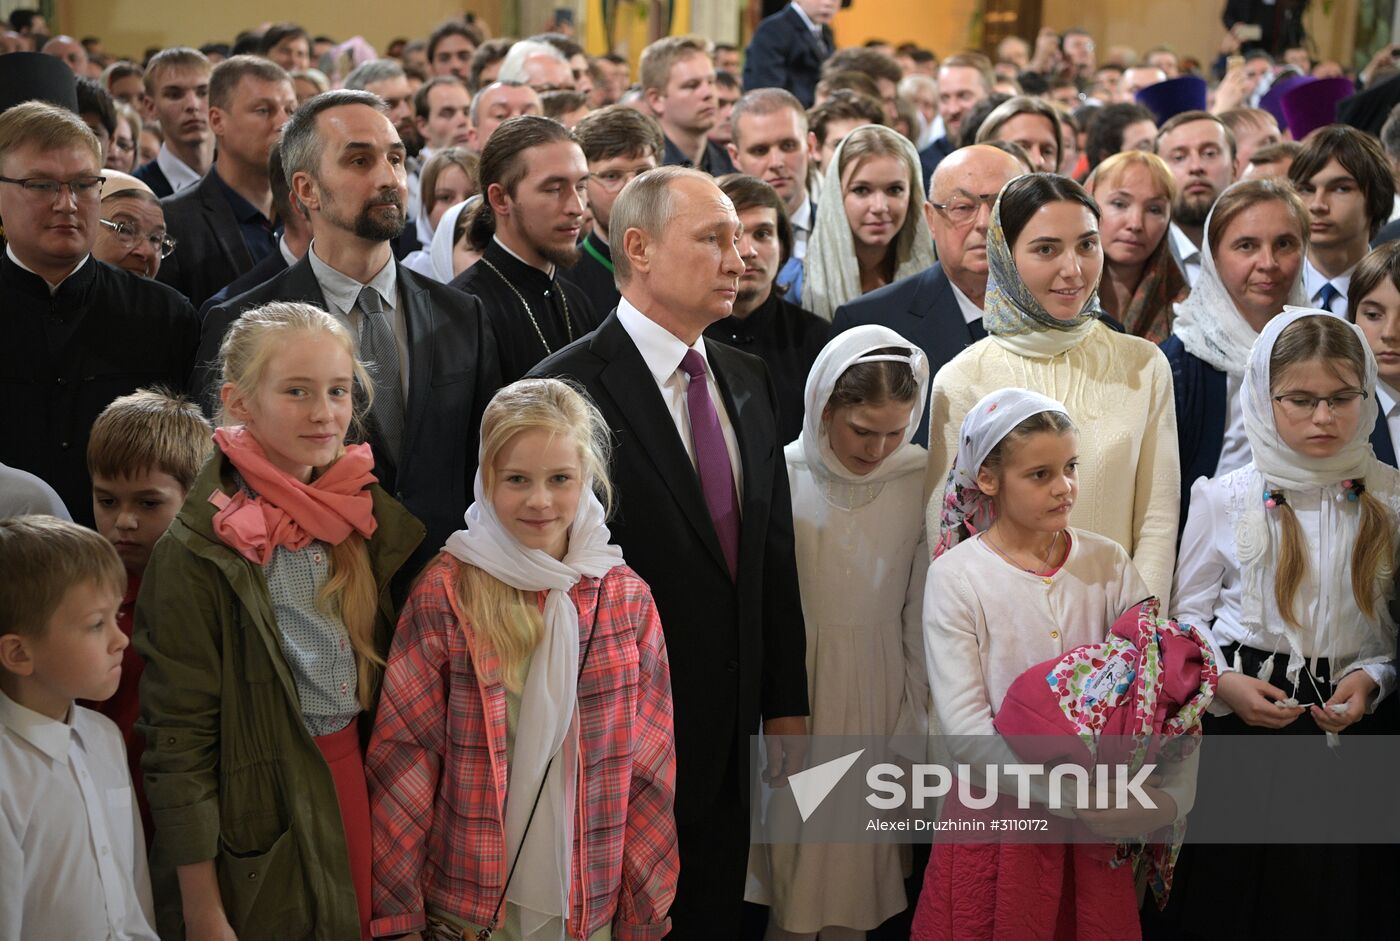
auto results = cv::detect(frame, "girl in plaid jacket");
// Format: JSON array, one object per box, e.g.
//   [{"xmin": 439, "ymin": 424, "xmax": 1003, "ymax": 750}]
[{"xmin": 366, "ymin": 378, "xmax": 678, "ymax": 941}]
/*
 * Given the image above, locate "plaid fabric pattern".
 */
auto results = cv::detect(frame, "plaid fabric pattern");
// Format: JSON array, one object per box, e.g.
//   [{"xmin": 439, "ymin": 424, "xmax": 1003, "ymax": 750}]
[{"xmin": 367, "ymin": 557, "xmax": 678, "ymax": 940}]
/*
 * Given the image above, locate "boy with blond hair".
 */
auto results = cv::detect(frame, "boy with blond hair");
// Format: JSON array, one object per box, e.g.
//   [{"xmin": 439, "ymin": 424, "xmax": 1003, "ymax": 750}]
[
  {"xmin": 84, "ymin": 387, "xmax": 212, "ymax": 827},
  {"xmin": 0, "ymin": 515, "xmax": 158, "ymax": 939}
]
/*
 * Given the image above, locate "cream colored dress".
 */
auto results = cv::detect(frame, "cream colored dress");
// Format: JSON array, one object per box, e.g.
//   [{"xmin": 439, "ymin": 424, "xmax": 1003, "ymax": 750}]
[
  {"xmin": 747, "ymin": 442, "xmax": 931, "ymax": 933},
  {"xmin": 923, "ymin": 322, "xmax": 1181, "ymax": 602}
]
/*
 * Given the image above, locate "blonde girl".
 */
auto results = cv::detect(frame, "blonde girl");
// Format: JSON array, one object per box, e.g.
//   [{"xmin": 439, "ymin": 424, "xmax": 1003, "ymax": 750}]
[
  {"xmin": 136, "ymin": 301, "xmax": 425, "ymax": 940},
  {"xmin": 366, "ymin": 378, "xmax": 677, "ymax": 941}
]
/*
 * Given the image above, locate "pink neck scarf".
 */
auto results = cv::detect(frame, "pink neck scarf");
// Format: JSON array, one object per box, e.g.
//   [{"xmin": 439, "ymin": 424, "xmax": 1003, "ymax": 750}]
[{"xmin": 209, "ymin": 426, "xmax": 378, "ymax": 565}]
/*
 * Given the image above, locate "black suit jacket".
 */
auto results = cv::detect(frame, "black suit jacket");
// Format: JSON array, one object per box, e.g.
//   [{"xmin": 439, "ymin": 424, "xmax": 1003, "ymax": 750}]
[
  {"xmin": 529, "ymin": 312, "xmax": 808, "ymax": 822},
  {"xmin": 158, "ymin": 169, "xmax": 256, "ymax": 309},
  {"xmin": 132, "ymin": 158, "xmax": 174, "ymax": 199},
  {"xmin": 742, "ymin": 5, "xmax": 832, "ymax": 108},
  {"xmin": 195, "ymin": 256, "xmax": 502, "ymax": 567},
  {"xmin": 830, "ymin": 262, "xmax": 984, "ymax": 446},
  {"xmin": 199, "ymin": 248, "xmax": 290, "ymax": 317}
]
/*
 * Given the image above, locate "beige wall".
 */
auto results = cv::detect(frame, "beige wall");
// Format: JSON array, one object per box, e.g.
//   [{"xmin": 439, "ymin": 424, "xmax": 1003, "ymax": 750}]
[
  {"xmin": 57, "ymin": 0, "xmax": 485, "ymax": 61},
  {"xmin": 831, "ymin": 0, "xmax": 980, "ymax": 57}
]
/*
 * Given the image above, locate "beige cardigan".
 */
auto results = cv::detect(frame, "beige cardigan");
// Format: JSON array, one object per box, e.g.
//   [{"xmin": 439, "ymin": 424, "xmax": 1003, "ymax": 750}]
[{"xmin": 923, "ymin": 322, "xmax": 1181, "ymax": 601}]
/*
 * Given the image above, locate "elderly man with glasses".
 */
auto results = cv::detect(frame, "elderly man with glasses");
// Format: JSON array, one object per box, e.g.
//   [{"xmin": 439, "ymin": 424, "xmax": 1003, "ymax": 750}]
[{"xmin": 0, "ymin": 101, "xmax": 200, "ymax": 526}]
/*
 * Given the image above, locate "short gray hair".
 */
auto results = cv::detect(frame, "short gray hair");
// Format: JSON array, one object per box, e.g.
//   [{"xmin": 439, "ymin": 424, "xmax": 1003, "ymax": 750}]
[
  {"xmin": 280, "ymin": 89, "xmax": 388, "ymax": 186},
  {"xmin": 343, "ymin": 58, "xmax": 406, "ymax": 91},
  {"xmin": 609, "ymin": 165, "xmax": 711, "ymax": 283},
  {"xmin": 468, "ymin": 80, "xmax": 534, "ymax": 125},
  {"xmin": 498, "ymin": 40, "xmax": 568, "ymax": 84}
]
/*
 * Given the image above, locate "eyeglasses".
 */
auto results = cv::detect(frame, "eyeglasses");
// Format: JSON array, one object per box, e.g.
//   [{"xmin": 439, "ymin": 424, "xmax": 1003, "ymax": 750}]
[
  {"xmin": 1273, "ymin": 389, "xmax": 1368, "ymax": 419},
  {"xmin": 589, "ymin": 167, "xmax": 650, "ymax": 192},
  {"xmin": 100, "ymin": 218, "xmax": 178, "ymax": 258},
  {"xmin": 0, "ymin": 174, "xmax": 105, "ymax": 201},
  {"xmin": 929, "ymin": 192, "xmax": 998, "ymax": 225}
]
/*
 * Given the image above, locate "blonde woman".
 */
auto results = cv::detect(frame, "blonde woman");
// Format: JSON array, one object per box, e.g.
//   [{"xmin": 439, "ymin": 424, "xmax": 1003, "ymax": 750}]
[{"xmin": 801, "ymin": 124, "xmax": 936, "ymax": 320}]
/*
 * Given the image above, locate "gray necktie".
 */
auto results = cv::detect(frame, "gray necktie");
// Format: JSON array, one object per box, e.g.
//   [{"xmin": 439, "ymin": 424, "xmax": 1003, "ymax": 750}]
[{"xmin": 355, "ymin": 285, "xmax": 404, "ymax": 464}]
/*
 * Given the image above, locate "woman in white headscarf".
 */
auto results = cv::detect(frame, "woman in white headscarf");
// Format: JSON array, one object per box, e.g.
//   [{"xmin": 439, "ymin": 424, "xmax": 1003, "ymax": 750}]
[
  {"xmin": 800, "ymin": 124, "xmax": 936, "ymax": 320},
  {"xmin": 1156, "ymin": 309, "xmax": 1400, "ymax": 938},
  {"xmin": 402, "ymin": 196, "xmax": 482, "ymax": 283},
  {"xmin": 1163, "ymin": 177, "xmax": 1310, "ymax": 527},
  {"xmin": 748, "ymin": 325, "xmax": 931, "ymax": 941},
  {"xmin": 923, "ymin": 172, "xmax": 1181, "ymax": 601},
  {"xmin": 366, "ymin": 379, "xmax": 677, "ymax": 941}
]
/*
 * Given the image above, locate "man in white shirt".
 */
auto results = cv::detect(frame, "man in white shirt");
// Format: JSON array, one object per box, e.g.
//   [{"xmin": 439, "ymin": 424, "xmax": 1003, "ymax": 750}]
[
  {"xmin": 131, "ymin": 47, "xmax": 214, "ymax": 198},
  {"xmin": 726, "ymin": 88, "xmax": 815, "ymax": 294},
  {"xmin": 1287, "ymin": 125, "xmax": 1396, "ymax": 314},
  {"xmin": 528, "ymin": 166, "xmax": 808, "ymax": 941},
  {"xmin": 1156, "ymin": 111, "xmax": 1236, "ymax": 287},
  {"xmin": 0, "ymin": 516, "xmax": 158, "ymax": 940}
]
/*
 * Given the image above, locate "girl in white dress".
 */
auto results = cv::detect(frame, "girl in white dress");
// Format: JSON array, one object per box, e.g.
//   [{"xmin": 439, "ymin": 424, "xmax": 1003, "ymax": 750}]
[
  {"xmin": 1149, "ymin": 309, "xmax": 1400, "ymax": 938},
  {"xmin": 754, "ymin": 324, "xmax": 931, "ymax": 941}
]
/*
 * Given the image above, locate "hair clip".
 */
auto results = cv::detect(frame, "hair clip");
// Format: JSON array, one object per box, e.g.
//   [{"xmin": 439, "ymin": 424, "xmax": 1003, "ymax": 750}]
[
  {"xmin": 1341, "ymin": 479, "xmax": 1365, "ymax": 502},
  {"xmin": 1263, "ymin": 488, "xmax": 1287, "ymax": 510}
]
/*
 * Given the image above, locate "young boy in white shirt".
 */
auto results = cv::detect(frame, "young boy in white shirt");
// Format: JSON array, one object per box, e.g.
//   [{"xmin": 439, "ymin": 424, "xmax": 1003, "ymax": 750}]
[{"xmin": 0, "ymin": 515, "xmax": 158, "ymax": 940}]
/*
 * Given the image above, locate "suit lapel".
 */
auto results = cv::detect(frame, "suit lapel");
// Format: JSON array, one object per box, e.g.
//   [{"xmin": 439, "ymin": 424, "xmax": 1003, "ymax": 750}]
[
  {"xmin": 593, "ymin": 317, "xmax": 731, "ymax": 575},
  {"xmin": 916, "ymin": 265, "xmax": 982, "ymax": 353},
  {"xmin": 201, "ymin": 174, "xmax": 254, "ymax": 270},
  {"xmin": 397, "ymin": 269, "xmax": 433, "ymax": 460}
]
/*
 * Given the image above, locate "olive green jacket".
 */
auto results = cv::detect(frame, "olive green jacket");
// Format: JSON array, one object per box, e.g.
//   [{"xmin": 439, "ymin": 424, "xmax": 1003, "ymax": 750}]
[{"xmin": 134, "ymin": 454, "xmax": 425, "ymax": 939}]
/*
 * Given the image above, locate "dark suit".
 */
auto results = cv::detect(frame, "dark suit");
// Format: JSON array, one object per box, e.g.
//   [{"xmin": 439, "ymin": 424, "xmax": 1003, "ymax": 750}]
[
  {"xmin": 1372, "ymin": 216, "xmax": 1400, "ymax": 249},
  {"xmin": 742, "ymin": 4, "xmax": 833, "ymax": 108},
  {"xmin": 200, "ymin": 248, "xmax": 291, "ymax": 317},
  {"xmin": 1162, "ymin": 335, "xmax": 1227, "ymax": 535},
  {"xmin": 830, "ymin": 262, "xmax": 986, "ymax": 446},
  {"xmin": 195, "ymin": 256, "xmax": 502, "ymax": 570},
  {"xmin": 529, "ymin": 311, "xmax": 807, "ymax": 939},
  {"xmin": 918, "ymin": 135, "xmax": 956, "ymax": 192},
  {"xmin": 132, "ymin": 158, "xmax": 174, "ymax": 199},
  {"xmin": 1372, "ymin": 410, "xmax": 1397, "ymax": 467},
  {"xmin": 158, "ymin": 170, "xmax": 255, "ymax": 309}
]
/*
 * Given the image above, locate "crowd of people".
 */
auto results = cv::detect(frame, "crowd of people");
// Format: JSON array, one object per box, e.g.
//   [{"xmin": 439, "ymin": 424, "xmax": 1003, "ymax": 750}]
[{"xmin": 5, "ymin": 1, "xmax": 1400, "ymax": 938}]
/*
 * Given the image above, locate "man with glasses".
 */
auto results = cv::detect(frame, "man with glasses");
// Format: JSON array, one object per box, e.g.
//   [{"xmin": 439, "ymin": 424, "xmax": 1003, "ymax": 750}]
[
  {"xmin": 560, "ymin": 105, "xmax": 664, "ymax": 318},
  {"xmin": 93, "ymin": 169, "xmax": 175, "ymax": 279},
  {"xmin": 0, "ymin": 101, "xmax": 200, "ymax": 526},
  {"xmin": 831, "ymin": 144, "xmax": 1023, "ymax": 444}
]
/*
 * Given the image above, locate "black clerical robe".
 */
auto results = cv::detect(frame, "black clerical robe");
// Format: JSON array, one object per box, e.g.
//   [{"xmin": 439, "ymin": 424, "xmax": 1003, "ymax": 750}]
[
  {"xmin": 703, "ymin": 288, "xmax": 827, "ymax": 446},
  {"xmin": 450, "ymin": 239, "xmax": 602, "ymax": 383},
  {"xmin": 0, "ymin": 254, "xmax": 200, "ymax": 526},
  {"xmin": 558, "ymin": 231, "xmax": 620, "ymax": 321}
]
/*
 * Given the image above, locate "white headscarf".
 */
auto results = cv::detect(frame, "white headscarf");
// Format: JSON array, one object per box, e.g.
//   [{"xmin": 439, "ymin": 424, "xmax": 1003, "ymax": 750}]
[
  {"xmin": 933, "ymin": 388, "xmax": 1071, "ymax": 557},
  {"xmin": 1231, "ymin": 307, "xmax": 1392, "ymax": 685},
  {"xmin": 801, "ymin": 124, "xmax": 937, "ymax": 321},
  {"xmin": 401, "ymin": 196, "xmax": 477, "ymax": 284},
  {"xmin": 786, "ymin": 324, "xmax": 929, "ymax": 485},
  {"xmin": 1171, "ymin": 182, "xmax": 1308, "ymax": 376},
  {"xmin": 442, "ymin": 466, "xmax": 625, "ymax": 940}
]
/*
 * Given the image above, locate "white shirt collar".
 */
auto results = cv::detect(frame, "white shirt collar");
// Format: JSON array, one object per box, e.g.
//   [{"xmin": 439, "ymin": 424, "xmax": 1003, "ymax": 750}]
[
  {"xmin": 1302, "ymin": 256, "xmax": 1357, "ymax": 305},
  {"xmin": 947, "ymin": 278, "xmax": 984, "ymax": 325},
  {"xmin": 615, "ymin": 295, "xmax": 714, "ymax": 388},
  {"xmin": 493, "ymin": 234, "xmax": 555, "ymax": 278},
  {"xmin": 1169, "ymin": 223, "xmax": 1200, "ymax": 263},
  {"xmin": 307, "ymin": 240, "xmax": 398, "ymax": 316},
  {"xmin": 155, "ymin": 143, "xmax": 202, "ymax": 193},
  {"xmin": 278, "ymin": 234, "xmax": 299, "ymax": 268},
  {"xmin": 6, "ymin": 244, "xmax": 90, "ymax": 294},
  {"xmin": 0, "ymin": 686, "xmax": 74, "ymax": 764},
  {"xmin": 789, "ymin": 1, "xmax": 821, "ymax": 33},
  {"xmin": 1379, "ymin": 381, "xmax": 1400, "ymax": 418},
  {"xmin": 790, "ymin": 194, "xmax": 814, "ymax": 235}
]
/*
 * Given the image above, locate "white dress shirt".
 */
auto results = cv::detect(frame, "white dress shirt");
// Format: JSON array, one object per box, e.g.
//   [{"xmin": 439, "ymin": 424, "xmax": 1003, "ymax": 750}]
[
  {"xmin": 307, "ymin": 242, "xmax": 411, "ymax": 397},
  {"xmin": 790, "ymin": 194, "xmax": 814, "ymax": 263},
  {"xmin": 155, "ymin": 142, "xmax": 202, "ymax": 194},
  {"xmin": 278, "ymin": 233, "xmax": 299, "ymax": 268},
  {"xmin": 1169, "ymin": 223, "xmax": 1202, "ymax": 288},
  {"xmin": 1379, "ymin": 382, "xmax": 1400, "ymax": 459},
  {"xmin": 1216, "ymin": 370, "xmax": 1251, "ymax": 478},
  {"xmin": 1173, "ymin": 473, "xmax": 1397, "ymax": 705},
  {"xmin": 1302, "ymin": 257, "xmax": 1356, "ymax": 314},
  {"xmin": 947, "ymin": 278, "xmax": 983, "ymax": 327},
  {"xmin": 0, "ymin": 690, "xmax": 158, "ymax": 940},
  {"xmin": 615, "ymin": 296, "xmax": 743, "ymax": 500}
]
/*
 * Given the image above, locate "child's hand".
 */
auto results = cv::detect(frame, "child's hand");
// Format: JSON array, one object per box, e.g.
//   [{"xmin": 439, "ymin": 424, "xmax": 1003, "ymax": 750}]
[
  {"xmin": 1216, "ymin": 671, "xmax": 1306, "ymax": 728},
  {"xmin": 1077, "ymin": 777, "xmax": 1178, "ymax": 840},
  {"xmin": 1310, "ymin": 670, "xmax": 1376, "ymax": 734}
]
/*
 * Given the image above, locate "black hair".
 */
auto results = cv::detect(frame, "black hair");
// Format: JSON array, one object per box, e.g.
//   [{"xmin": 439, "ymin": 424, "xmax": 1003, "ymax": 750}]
[{"xmin": 998, "ymin": 172, "xmax": 1101, "ymax": 249}]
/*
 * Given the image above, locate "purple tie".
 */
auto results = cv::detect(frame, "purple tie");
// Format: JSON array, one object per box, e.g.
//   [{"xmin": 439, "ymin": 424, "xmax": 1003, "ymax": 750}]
[{"xmin": 680, "ymin": 349, "xmax": 740, "ymax": 580}]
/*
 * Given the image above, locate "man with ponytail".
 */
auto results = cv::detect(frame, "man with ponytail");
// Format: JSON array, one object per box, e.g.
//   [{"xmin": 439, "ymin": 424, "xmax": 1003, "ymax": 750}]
[
  {"xmin": 530, "ymin": 165, "xmax": 809, "ymax": 941},
  {"xmin": 196, "ymin": 89, "xmax": 502, "ymax": 566},
  {"xmin": 451, "ymin": 114, "xmax": 603, "ymax": 383}
]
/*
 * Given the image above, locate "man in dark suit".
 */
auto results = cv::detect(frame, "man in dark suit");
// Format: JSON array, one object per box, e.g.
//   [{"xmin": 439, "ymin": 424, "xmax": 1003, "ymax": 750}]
[
  {"xmin": 199, "ymin": 147, "xmax": 310, "ymax": 316},
  {"xmin": 530, "ymin": 166, "xmax": 808, "ymax": 940},
  {"xmin": 917, "ymin": 53, "xmax": 995, "ymax": 186},
  {"xmin": 742, "ymin": 0, "xmax": 836, "ymax": 108},
  {"xmin": 159, "ymin": 56, "xmax": 297, "ymax": 308},
  {"xmin": 131, "ymin": 47, "xmax": 214, "ymax": 198},
  {"xmin": 641, "ymin": 36, "xmax": 735, "ymax": 176},
  {"xmin": 197, "ymin": 90, "xmax": 501, "ymax": 564},
  {"xmin": 832, "ymin": 144, "xmax": 1024, "ymax": 444}
]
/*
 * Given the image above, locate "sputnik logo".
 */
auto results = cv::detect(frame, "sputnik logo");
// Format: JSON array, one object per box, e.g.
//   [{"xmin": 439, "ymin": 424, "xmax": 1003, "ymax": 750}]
[{"xmin": 787, "ymin": 749, "xmax": 865, "ymax": 822}]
